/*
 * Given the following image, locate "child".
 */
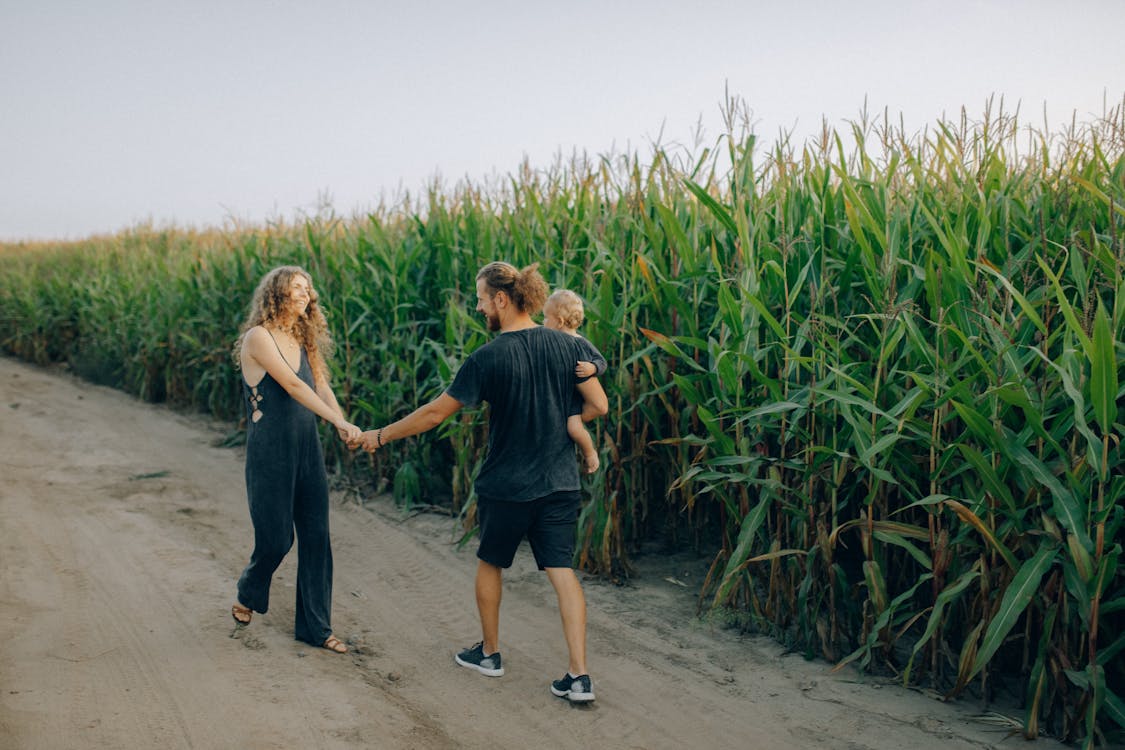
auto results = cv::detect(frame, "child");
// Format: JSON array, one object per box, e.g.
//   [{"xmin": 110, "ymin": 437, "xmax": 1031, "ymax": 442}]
[{"xmin": 543, "ymin": 290, "xmax": 607, "ymax": 474}]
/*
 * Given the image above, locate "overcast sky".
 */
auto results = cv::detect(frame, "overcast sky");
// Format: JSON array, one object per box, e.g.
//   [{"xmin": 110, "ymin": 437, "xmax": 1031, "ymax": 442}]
[{"xmin": 2, "ymin": 0, "xmax": 1123, "ymax": 242}]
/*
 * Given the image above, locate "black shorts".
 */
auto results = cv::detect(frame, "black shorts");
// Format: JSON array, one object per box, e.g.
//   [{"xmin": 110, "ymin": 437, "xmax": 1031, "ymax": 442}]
[{"xmin": 476, "ymin": 490, "xmax": 581, "ymax": 570}]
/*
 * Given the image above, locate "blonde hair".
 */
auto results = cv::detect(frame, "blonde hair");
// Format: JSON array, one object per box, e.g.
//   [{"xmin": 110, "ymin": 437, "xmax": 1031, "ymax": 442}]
[
  {"xmin": 476, "ymin": 261, "xmax": 549, "ymax": 315},
  {"xmin": 544, "ymin": 289, "xmax": 585, "ymax": 329},
  {"xmin": 233, "ymin": 265, "xmax": 334, "ymax": 387}
]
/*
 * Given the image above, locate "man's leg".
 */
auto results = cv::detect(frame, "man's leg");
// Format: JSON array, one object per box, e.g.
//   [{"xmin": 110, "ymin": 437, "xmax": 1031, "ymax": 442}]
[
  {"xmin": 476, "ymin": 559, "xmax": 503, "ymax": 654},
  {"xmin": 544, "ymin": 567, "xmax": 587, "ymax": 676}
]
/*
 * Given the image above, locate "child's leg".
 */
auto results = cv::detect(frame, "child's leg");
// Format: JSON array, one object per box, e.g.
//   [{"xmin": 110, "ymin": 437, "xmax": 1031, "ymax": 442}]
[{"xmin": 567, "ymin": 414, "xmax": 599, "ymax": 474}]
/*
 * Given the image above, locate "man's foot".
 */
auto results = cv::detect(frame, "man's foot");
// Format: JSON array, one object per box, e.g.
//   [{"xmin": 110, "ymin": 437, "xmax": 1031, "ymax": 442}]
[
  {"xmin": 231, "ymin": 603, "xmax": 252, "ymax": 625},
  {"xmin": 550, "ymin": 672, "xmax": 595, "ymax": 703},
  {"xmin": 582, "ymin": 451, "xmax": 600, "ymax": 474},
  {"xmin": 322, "ymin": 635, "xmax": 348, "ymax": 653},
  {"xmin": 454, "ymin": 642, "xmax": 504, "ymax": 677}
]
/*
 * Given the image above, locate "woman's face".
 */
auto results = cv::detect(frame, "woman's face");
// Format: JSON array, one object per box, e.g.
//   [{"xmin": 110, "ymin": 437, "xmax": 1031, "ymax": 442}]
[{"xmin": 285, "ymin": 274, "xmax": 313, "ymax": 315}]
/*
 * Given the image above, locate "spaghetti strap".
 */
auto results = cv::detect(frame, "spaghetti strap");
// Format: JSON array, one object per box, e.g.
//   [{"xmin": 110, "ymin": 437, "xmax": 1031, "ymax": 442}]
[{"xmin": 264, "ymin": 327, "xmax": 300, "ymax": 374}]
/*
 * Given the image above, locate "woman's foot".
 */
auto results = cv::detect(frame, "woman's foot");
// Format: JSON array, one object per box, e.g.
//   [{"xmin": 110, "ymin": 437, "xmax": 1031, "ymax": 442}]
[
  {"xmin": 322, "ymin": 635, "xmax": 348, "ymax": 653},
  {"xmin": 231, "ymin": 602, "xmax": 252, "ymax": 625}
]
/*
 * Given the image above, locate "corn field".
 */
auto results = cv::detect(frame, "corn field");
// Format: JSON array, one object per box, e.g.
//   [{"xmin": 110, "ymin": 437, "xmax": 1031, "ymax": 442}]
[{"xmin": 2, "ymin": 100, "xmax": 1123, "ymax": 745}]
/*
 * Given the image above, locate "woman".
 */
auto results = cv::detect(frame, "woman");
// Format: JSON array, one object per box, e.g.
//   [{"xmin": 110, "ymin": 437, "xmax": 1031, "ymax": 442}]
[{"xmin": 230, "ymin": 265, "xmax": 361, "ymax": 654}]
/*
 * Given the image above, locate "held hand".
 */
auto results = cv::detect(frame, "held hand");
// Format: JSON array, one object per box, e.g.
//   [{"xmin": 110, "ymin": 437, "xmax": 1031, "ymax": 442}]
[
  {"xmin": 345, "ymin": 429, "xmax": 365, "ymax": 450},
  {"xmin": 575, "ymin": 360, "xmax": 596, "ymax": 378},
  {"xmin": 358, "ymin": 428, "xmax": 385, "ymax": 454},
  {"xmin": 337, "ymin": 421, "xmax": 362, "ymax": 445}
]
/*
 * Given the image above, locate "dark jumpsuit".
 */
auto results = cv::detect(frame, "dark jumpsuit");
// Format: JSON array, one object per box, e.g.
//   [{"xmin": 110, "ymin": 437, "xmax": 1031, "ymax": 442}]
[{"xmin": 236, "ymin": 343, "xmax": 333, "ymax": 646}]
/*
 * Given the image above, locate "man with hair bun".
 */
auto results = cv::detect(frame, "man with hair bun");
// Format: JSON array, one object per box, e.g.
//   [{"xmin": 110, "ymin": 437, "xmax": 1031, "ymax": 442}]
[{"xmin": 356, "ymin": 261, "xmax": 608, "ymax": 703}]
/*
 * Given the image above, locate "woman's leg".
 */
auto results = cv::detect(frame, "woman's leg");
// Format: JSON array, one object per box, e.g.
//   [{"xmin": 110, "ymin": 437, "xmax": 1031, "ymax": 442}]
[
  {"xmin": 236, "ymin": 463, "xmax": 296, "ymax": 614},
  {"xmin": 291, "ymin": 449, "xmax": 333, "ymax": 646}
]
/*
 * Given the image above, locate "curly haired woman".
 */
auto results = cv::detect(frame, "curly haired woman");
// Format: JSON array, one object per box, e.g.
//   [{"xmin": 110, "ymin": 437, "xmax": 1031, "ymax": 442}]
[{"xmin": 229, "ymin": 265, "xmax": 360, "ymax": 654}]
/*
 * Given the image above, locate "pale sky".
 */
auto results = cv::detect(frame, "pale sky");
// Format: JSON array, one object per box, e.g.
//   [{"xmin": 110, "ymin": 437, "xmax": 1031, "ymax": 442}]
[{"xmin": 2, "ymin": 0, "xmax": 1123, "ymax": 242}]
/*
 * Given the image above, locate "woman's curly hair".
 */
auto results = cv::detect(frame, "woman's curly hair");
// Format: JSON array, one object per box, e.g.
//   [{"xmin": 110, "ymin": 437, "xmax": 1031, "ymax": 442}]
[{"xmin": 233, "ymin": 265, "xmax": 334, "ymax": 387}]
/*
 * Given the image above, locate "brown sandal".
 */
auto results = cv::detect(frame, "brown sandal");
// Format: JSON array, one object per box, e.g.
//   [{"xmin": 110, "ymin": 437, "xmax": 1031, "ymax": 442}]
[
  {"xmin": 322, "ymin": 635, "xmax": 347, "ymax": 653},
  {"xmin": 231, "ymin": 603, "xmax": 252, "ymax": 625}
]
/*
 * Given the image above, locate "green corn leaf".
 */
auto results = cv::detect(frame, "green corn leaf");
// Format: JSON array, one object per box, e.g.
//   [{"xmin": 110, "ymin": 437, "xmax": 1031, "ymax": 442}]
[
  {"xmin": 737, "ymin": 401, "xmax": 803, "ymax": 420},
  {"xmin": 654, "ymin": 203, "xmax": 693, "ymax": 260},
  {"xmin": 1086, "ymin": 664, "xmax": 1106, "ymax": 749},
  {"xmin": 1089, "ymin": 299, "xmax": 1118, "ymax": 434},
  {"xmin": 1009, "ymin": 442, "xmax": 1091, "ymax": 552},
  {"xmin": 970, "ymin": 542, "xmax": 1056, "ymax": 681},
  {"xmin": 637, "ymin": 327, "xmax": 706, "ymax": 372},
  {"xmin": 1037, "ymin": 254, "xmax": 1093, "ymax": 357},
  {"xmin": 715, "ymin": 279, "xmax": 745, "ymax": 338},
  {"xmin": 834, "ymin": 574, "xmax": 933, "ymax": 674},
  {"xmin": 743, "ymin": 292, "xmax": 789, "ymax": 341},
  {"xmin": 1062, "ymin": 555, "xmax": 1093, "ymax": 628},
  {"xmin": 873, "ymin": 529, "xmax": 933, "ymax": 570},
  {"xmin": 955, "ymin": 444, "xmax": 1016, "ymax": 517},
  {"xmin": 975, "ymin": 257, "xmax": 1047, "ymax": 335},
  {"xmin": 892, "ymin": 493, "xmax": 953, "ymax": 515},
  {"xmin": 1024, "ymin": 604, "xmax": 1058, "ymax": 739},
  {"xmin": 1028, "ymin": 346, "xmax": 1103, "ymax": 474},
  {"xmin": 1073, "ymin": 175, "xmax": 1125, "ymax": 219},
  {"xmin": 1091, "ymin": 549, "xmax": 1120, "ymax": 606},
  {"xmin": 710, "ymin": 496, "xmax": 771, "ymax": 607},
  {"xmin": 859, "ymin": 431, "xmax": 902, "ymax": 468},
  {"xmin": 949, "ymin": 399, "xmax": 999, "ymax": 451},
  {"xmin": 904, "ymin": 568, "xmax": 981, "ymax": 683},
  {"xmin": 683, "ymin": 179, "xmax": 738, "ymax": 236},
  {"xmin": 1104, "ymin": 688, "xmax": 1125, "ymax": 731},
  {"xmin": 1098, "ymin": 630, "xmax": 1125, "ymax": 667}
]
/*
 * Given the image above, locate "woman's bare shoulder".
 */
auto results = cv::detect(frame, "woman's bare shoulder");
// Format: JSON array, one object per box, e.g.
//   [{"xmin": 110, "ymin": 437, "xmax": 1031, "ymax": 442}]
[
  {"xmin": 241, "ymin": 325, "xmax": 273, "ymax": 357},
  {"xmin": 242, "ymin": 325, "xmax": 271, "ymax": 344}
]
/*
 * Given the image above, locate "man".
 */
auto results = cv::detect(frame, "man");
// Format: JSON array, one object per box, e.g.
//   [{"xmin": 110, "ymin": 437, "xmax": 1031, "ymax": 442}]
[{"xmin": 356, "ymin": 261, "xmax": 608, "ymax": 703}]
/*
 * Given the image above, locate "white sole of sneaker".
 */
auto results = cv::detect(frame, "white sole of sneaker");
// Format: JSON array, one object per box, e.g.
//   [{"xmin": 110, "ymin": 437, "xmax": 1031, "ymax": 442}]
[
  {"xmin": 551, "ymin": 685, "xmax": 595, "ymax": 702},
  {"xmin": 454, "ymin": 654, "xmax": 504, "ymax": 677}
]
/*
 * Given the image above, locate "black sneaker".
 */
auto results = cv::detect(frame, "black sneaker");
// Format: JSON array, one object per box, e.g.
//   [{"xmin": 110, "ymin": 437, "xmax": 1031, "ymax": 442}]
[
  {"xmin": 454, "ymin": 642, "xmax": 504, "ymax": 677},
  {"xmin": 550, "ymin": 672, "xmax": 595, "ymax": 703}
]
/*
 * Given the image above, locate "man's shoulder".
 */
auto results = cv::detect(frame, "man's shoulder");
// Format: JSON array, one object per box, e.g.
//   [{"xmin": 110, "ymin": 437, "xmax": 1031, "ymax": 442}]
[
  {"xmin": 476, "ymin": 327, "xmax": 580, "ymax": 362},
  {"xmin": 491, "ymin": 326, "xmax": 572, "ymax": 346}
]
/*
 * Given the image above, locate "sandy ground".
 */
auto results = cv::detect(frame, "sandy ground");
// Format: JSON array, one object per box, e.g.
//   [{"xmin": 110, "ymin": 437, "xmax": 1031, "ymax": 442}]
[{"xmin": 0, "ymin": 355, "xmax": 1066, "ymax": 750}]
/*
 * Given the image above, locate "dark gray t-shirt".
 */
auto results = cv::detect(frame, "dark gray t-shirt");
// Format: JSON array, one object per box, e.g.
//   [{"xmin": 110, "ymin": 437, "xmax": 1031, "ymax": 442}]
[{"xmin": 446, "ymin": 326, "xmax": 593, "ymax": 503}]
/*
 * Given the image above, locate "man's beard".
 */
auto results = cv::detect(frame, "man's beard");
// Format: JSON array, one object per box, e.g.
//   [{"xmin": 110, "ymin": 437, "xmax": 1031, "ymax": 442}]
[{"xmin": 485, "ymin": 312, "xmax": 501, "ymax": 331}]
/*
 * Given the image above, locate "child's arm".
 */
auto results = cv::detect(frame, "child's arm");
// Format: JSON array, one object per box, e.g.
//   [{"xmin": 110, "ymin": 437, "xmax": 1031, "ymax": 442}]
[{"xmin": 575, "ymin": 337, "xmax": 607, "ymax": 378}]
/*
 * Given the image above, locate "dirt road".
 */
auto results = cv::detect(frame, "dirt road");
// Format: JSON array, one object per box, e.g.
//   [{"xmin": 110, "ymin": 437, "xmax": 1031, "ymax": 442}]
[{"xmin": 0, "ymin": 356, "xmax": 1061, "ymax": 749}]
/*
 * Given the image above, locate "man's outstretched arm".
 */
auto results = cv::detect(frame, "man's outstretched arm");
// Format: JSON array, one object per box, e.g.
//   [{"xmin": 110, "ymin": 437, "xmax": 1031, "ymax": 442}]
[{"xmin": 357, "ymin": 393, "xmax": 464, "ymax": 452}]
